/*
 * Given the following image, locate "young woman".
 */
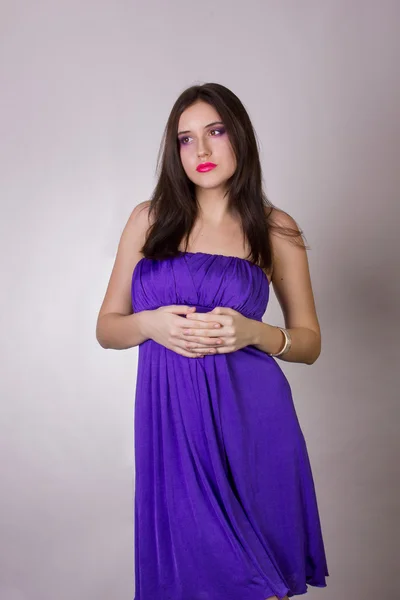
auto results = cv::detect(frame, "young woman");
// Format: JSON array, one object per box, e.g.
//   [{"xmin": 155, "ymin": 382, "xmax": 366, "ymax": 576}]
[{"xmin": 96, "ymin": 82, "xmax": 329, "ymax": 600}]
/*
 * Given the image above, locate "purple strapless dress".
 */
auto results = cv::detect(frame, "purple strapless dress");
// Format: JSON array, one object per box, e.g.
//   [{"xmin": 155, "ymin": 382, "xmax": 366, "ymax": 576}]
[{"xmin": 131, "ymin": 251, "xmax": 329, "ymax": 600}]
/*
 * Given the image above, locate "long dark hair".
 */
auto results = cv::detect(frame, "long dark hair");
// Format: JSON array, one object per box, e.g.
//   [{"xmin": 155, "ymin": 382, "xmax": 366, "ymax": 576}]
[{"xmin": 141, "ymin": 82, "xmax": 307, "ymax": 271}]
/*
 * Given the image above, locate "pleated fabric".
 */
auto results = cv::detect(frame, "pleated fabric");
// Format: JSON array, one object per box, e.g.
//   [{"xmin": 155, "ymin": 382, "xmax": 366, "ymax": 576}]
[{"xmin": 131, "ymin": 252, "xmax": 329, "ymax": 600}]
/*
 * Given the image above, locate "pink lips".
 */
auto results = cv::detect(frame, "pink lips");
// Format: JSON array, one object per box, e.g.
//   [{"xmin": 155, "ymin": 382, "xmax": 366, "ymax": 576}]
[{"xmin": 196, "ymin": 162, "xmax": 217, "ymax": 173}]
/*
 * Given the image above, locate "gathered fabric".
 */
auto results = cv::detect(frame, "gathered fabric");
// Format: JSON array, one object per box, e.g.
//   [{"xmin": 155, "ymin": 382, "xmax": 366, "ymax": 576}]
[{"xmin": 131, "ymin": 252, "xmax": 329, "ymax": 600}]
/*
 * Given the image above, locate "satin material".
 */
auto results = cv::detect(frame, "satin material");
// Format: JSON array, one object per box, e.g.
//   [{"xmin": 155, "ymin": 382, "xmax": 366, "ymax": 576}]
[{"xmin": 131, "ymin": 251, "xmax": 329, "ymax": 599}]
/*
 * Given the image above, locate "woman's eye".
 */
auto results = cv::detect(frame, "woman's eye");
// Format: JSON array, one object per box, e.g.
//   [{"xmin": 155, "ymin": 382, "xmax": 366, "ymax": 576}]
[{"xmin": 210, "ymin": 127, "xmax": 225, "ymax": 136}]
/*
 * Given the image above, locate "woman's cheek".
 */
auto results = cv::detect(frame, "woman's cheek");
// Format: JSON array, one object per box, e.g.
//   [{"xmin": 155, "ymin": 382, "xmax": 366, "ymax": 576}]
[{"xmin": 180, "ymin": 149, "xmax": 194, "ymax": 172}]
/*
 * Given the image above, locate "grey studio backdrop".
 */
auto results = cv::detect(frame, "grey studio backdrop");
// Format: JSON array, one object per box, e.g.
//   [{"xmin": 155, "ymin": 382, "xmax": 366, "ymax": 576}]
[{"xmin": 1, "ymin": 1, "xmax": 399, "ymax": 599}]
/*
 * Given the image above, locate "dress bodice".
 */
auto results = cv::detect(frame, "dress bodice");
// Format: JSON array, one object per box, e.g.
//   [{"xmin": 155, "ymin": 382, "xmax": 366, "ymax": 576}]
[{"xmin": 131, "ymin": 251, "xmax": 270, "ymax": 322}]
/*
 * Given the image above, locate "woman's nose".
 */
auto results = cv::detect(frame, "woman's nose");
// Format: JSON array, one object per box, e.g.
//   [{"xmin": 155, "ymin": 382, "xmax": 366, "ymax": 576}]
[
  {"xmin": 197, "ymin": 144, "xmax": 210, "ymax": 158},
  {"xmin": 196, "ymin": 135, "xmax": 211, "ymax": 157}
]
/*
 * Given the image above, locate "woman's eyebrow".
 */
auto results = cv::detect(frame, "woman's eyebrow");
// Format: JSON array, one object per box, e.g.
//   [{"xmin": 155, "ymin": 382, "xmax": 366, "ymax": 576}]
[{"xmin": 177, "ymin": 121, "xmax": 224, "ymax": 136}]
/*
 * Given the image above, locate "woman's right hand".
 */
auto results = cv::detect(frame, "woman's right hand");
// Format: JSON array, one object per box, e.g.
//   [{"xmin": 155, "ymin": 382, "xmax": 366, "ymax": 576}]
[{"xmin": 140, "ymin": 305, "xmax": 223, "ymax": 358}]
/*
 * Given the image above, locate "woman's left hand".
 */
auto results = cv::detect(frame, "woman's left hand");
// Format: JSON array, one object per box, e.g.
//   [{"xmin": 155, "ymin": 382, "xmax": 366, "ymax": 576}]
[{"xmin": 183, "ymin": 307, "xmax": 257, "ymax": 355}]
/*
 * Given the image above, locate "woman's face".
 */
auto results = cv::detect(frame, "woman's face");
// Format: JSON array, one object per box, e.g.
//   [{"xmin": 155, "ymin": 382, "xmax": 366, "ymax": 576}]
[{"xmin": 177, "ymin": 101, "xmax": 237, "ymax": 191}]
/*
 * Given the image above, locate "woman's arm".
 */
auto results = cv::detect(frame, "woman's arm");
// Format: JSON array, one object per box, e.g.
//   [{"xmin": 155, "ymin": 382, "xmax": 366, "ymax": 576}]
[
  {"xmin": 96, "ymin": 311, "xmax": 150, "ymax": 350},
  {"xmin": 252, "ymin": 323, "xmax": 320, "ymax": 365},
  {"xmin": 96, "ymin": 200, "xmax": 152, "ymax": 350},
  {"xmin": 253, "ymin": 209, "xmax": 321, "ymax": 365}
]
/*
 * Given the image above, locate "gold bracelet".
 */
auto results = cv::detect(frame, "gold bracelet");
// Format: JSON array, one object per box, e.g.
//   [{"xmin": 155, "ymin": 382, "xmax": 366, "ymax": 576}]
[{"xmin": 268, "ymin": 326, "xmax": 292, "ymax": 357}]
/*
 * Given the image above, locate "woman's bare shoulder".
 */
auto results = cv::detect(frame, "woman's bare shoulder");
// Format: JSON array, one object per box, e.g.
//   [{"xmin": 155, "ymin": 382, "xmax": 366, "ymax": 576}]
[
  {"xmin": 126, "ymin": 199, "xmax": 152, "ymax": 229},
  {"xmin": 264, "ymin": 206, "xmax": 299, "ymax": 230},
  {"xmin": 96, "ymin": 200, "xmax": 153, "ymax": 321}
]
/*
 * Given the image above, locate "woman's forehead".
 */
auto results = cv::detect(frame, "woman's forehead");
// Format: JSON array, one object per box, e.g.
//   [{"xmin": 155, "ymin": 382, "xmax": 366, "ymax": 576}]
[{"xmin": 178, "ymin": 102, "xmax": 221, "ymax": 129}]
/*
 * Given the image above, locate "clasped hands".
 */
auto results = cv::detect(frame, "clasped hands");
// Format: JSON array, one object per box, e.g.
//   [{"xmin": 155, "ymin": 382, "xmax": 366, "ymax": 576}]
[
  {"xmin": 144, "ymin": 304, "xmax": 259, "ymax": 358},
  {"xmin": 182, "ymin": 306, "xmax": 256, "ymax": 357}
]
